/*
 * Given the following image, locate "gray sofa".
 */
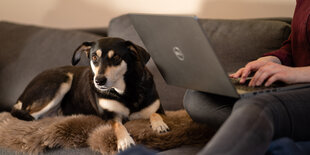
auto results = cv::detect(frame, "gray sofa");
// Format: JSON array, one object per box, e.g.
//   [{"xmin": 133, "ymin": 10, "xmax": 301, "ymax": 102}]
[{"xmin": 0, "ymin": 15, "xmax": 291, "ymax": 154}]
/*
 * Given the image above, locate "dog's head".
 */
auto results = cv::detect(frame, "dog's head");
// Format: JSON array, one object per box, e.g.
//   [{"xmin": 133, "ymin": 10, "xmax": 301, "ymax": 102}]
[{"xmin": 72, "ymin": 38, "xmax": 150, "ymax": 94}]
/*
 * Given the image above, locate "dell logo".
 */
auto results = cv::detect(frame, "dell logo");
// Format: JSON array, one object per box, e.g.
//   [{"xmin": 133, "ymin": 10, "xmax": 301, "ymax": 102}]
[{"xmin": 173, "ymin": 46, "xmax": 185, "ymax": 61}]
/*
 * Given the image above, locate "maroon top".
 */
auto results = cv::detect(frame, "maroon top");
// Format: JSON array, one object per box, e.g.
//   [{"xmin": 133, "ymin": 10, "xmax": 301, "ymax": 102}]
[{"xmin": 263, "ymin": 0, "xmax": 310, "ymax": 67}]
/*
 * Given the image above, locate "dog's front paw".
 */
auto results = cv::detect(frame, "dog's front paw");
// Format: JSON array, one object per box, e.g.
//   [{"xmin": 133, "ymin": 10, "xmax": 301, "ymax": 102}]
[
  {"xmin": 151, "ymin": 120, "xmax": 170, "ymax": 133},
  {"xmin": 117, "ymin": 135, "xmax": 135, "ymax": 152},
  {"xmin": 150, "ymin": 113, "xmax": 170, "ymax": 133}
]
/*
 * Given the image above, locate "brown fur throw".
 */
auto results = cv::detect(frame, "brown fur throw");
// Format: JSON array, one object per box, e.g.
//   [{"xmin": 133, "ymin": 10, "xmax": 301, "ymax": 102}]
[{"xmin": 0, "ymin": 110, "xmax": 214, "ymax": 154}]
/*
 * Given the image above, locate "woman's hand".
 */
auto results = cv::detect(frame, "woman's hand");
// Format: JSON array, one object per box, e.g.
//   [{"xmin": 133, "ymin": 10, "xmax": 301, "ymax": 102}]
[
  {"xmin": 250, "ymin": 64, "xmax": 310, "ymax": 86},
  {"xmin": 229, "ymin": 56, "xmax": 281, "ymax": 84},
  {"xmin": 249, "ymin": 63, "xmax": 295, "ymax": 86},
  {"xmin": 230, "ymin": 56, "xmax": 310, "ymax": 86}
]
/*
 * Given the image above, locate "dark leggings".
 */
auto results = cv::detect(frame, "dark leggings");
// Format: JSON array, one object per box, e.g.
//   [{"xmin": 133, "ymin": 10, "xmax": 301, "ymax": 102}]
[{"xmin": 183, "ymin": 87, "xmax": 310, "ymax": 155}]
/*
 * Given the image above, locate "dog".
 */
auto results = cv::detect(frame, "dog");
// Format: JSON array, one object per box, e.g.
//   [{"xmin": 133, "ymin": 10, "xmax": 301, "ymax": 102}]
[{"xmin": 10, "ymin": 37, "xmax": 169, "ymax": 151}]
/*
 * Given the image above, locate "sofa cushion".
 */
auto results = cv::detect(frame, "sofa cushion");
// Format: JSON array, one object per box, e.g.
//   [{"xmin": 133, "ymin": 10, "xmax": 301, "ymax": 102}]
[
  {"xmin": 0, "ymin": 21, "xmax": 103, "ymax": 111},
  {"xmin": 198, "ymin": 18, "xmax": 291, "ymax": 73}
]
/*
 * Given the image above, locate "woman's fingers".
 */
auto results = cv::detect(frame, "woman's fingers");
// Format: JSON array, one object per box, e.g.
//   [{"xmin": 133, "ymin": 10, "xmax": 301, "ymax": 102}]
[
  {"xmin": 239, "ymin": 61, "xmax": 262, "ymax": 83},
  {"xmin": 264, "ymin": 74, "xmax": 280, "ymax": 87},
  {"xmin": 249, "ymin": 64, "xmax": 274, "ymax": 86},
  {"xmin": 229, "ymin": 68, "xmax": 244, "ymax": 78},
  {"xmin": 249, "ymin": 63, "xmax": 292, "ymax": 87},
  {"xmin": 239, "ymin": 67, "xmax": 252, "ymax": 83},
  {"xmin": 230, "ymin": 58, "xmax": 279, "ymax": 85}
]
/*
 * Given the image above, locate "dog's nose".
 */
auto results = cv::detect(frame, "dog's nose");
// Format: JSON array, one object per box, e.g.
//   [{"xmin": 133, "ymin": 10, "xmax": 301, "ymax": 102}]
[{"xmin": 95, "ymin": 77, "xmax": 107, "ymax": 86}]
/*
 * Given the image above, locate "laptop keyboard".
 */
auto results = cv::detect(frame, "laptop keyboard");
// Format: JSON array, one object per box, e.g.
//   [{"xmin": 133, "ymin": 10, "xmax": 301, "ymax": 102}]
[{"xmin": 230, "ymin": 78, "xmax": 286, "ymax": 92}]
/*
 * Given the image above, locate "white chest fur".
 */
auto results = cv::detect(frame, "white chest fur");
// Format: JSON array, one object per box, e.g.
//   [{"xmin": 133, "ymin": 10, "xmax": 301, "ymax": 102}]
[
  {"xmin": 98, "ymin": 98, "xmax": 130, "ymax": 117},
  {"xmin": 98, "ymin": 98, "xmax": 161, "ymax": 120},
  {"xmin": 129, "ymin": 99, "xmax": 160, "ymax": 120}
]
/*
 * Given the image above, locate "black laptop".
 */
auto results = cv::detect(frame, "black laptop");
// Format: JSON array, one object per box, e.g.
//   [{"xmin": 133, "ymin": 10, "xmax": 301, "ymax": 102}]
[{"xmin": 129, "ymin": 14, "xmax": 310, "ymax": 98}]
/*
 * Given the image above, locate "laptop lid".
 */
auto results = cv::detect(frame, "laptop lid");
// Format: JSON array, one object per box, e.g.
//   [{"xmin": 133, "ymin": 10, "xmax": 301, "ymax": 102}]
[{"xmin": 129, "ymin": 14, "xmax": 240, "ymax": 98}]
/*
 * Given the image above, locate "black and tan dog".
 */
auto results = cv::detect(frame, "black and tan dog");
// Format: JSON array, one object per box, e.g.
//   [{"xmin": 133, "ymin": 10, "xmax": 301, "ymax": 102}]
[{"xmin": 11, "ymin": 38, "xmax": 169, "ymax": 151}]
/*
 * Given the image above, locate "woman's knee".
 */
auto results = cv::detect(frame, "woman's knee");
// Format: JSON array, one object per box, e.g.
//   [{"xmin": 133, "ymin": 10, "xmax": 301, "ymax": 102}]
[
  {"xmin": 232, "ymin": 94, "xmax": 284, "ymax": 126},
  {"xmin": 236, "ymin": 93, "xmax": 298, "ymax": 139},
  {"xmin": 234, "ymin": 94, "xmax": 276, "ymax": 111},
  {"xmin": 183, "ymin": 89, "xmax": 234, "ymax": 128}
]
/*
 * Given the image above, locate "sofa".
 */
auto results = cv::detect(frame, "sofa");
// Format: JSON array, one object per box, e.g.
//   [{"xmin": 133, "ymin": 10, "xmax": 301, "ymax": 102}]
[{"xmin": 0, "ymin": 15, "xmax": 294, "ymax": 154}]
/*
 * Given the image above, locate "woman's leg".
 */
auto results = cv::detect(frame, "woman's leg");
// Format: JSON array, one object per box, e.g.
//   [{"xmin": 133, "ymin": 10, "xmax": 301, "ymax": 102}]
[
  {"xmin": 183, "ymin": 89, "xmax": 236, "ymax": 129},
  {"xmin": 198, "ymin": 87, "xmax": 310, "ymax": 155}
]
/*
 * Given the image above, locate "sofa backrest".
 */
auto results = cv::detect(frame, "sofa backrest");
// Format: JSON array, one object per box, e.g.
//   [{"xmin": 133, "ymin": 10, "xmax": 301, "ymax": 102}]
[
  {"xmin": 0, "ymin": 21, "xmax": 102, "ymax": 111},
  {"xmin": 198, "ymin": 18, "xmax": 291, "ymax": 73}
]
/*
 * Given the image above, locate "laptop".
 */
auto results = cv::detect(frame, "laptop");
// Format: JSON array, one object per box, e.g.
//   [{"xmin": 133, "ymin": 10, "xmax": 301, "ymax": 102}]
[{"xmin": 128, "ymin": 14, "xmax": 310, "ymax": 98}]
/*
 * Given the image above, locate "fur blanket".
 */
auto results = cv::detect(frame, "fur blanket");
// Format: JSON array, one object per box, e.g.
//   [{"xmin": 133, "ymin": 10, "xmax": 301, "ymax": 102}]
[{"xmin": 0, "ymin": 110, "xmax": 214, "ymax": 154}]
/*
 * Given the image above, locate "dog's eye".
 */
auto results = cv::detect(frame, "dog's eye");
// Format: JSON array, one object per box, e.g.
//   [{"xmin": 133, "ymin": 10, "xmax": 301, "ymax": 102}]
[
  {"xmin": 113, "ymin": 55, "xmax": 121, "ymax": 61},
  {"xmin": 111, "ymin": 54, "xmax": 122, "ymax": 65},
  {"xmin": 92, "ymin": 55, "xmax": 98, "ymax": 62}
]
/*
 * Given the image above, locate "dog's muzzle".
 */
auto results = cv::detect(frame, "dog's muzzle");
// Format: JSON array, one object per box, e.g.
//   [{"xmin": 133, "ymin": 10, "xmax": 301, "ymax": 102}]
[
  {"xmin": 94, "ymin": 76, "xmax": 109, "ymax": 90},
  {"xmin": 95, "ymin": 77, "xmax": 107, "ymax": 86}
]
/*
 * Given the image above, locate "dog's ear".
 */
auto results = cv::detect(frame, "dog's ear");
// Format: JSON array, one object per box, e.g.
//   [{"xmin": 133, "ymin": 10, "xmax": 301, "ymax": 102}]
[
  {"xmin": 72, "ymin": 42, "xmax": 94, "ymax": 66},
  {"xmin": 125, "ymin": 41, "xmax": 150, "ymax": 65}
]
